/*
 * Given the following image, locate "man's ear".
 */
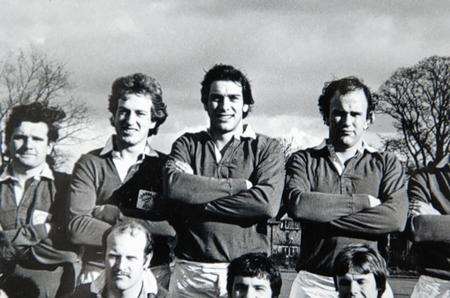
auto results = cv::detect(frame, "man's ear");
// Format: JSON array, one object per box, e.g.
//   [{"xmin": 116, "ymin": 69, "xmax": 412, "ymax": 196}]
[
  {"xmin": 364, "ymin": 112, "xmax": 375, "ymax": 130},
  {"xmin": 47, "ymin": 142, "xmax": 55, "ymax": 155},
  {"xmin": 242, "ymin": 104, "xmax": 249, "ymax": 113},
  {"xmin": 144, "ymin": 252, "xmax": 153, "ymax": 268}
]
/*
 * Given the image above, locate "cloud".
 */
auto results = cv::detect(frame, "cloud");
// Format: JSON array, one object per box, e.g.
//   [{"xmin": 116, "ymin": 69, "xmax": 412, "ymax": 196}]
[{"xmin": 1, "ymin": 0, "xmax": 448, "ymax": 165}]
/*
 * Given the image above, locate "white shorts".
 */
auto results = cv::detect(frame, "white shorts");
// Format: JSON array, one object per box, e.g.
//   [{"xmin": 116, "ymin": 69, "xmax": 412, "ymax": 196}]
[
  {"xmin": 289, "ymin": 270, "xmax": 338, "ymax": 298},
  {"xmin": 411, "ymin": 275, "xmax": 450, "ymax": 298},
  {"xmin": 289, "ymin": 270, "xmax": 394, "ymax": 298},
  {"xmin": 77, "ymin": 262, "xmax": 104, "ymax": 285},
  {"xmin": 168, "ymin": 258, "xmax": 229, "ymax": 298}
]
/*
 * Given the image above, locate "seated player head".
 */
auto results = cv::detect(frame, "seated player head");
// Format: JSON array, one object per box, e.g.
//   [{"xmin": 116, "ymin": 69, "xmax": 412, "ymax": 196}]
[
  {"xmin": 334, "ymin": 244, "xmax": 388, "ymax": 298},
  {"xmin": 102, "ymin": 220, "xmax": 153, "ymax": 296},
  {"xmin": 227, "ymin": 253, "xmax": 281, "ymax": 298}
]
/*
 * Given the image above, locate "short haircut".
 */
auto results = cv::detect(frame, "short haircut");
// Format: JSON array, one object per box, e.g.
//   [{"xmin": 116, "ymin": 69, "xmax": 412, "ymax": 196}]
[
  {"xmin": 227, "ymin": 253, "xmax": 281, "ymax": 298},
  {"xmin": 334, "ymin": 244, "xmax": 388, "ymax": 298},
  {"xmin": 108, "ymin": 73, "xmax": 168, "ymax": 136},
  {"xmin": 102, "ymin": 220, "xmax": 153, "ymax": 257},
  {"xmin": 200, "ymin": 64, "xmax": 254, "ymax": 118},
  {"xmin": 318, "ymin": 76, "xmax": 375, "ymax": 124},
  {"xmin": 5, "ymin": 102, "xmax": 66, "ymax": 144}
]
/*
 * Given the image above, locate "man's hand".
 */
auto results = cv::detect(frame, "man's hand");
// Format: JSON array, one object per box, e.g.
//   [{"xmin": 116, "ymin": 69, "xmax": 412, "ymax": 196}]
[
  {"xmin": 92, "ymin": 204, "xmax": 123, "ymax": 224},
  {"xmin": 245, "ymin": 180, "xmax": 253, "ymax": 189},
  {"xmin": 410, "ymin": 200, "xmax": 441, "ymax": 216},
  {"xmin": 368, "ymin": 195, "xmax": 381, "ymax": 207},
  {"xmin": 167, "ymin": 159, "xmax": 194, "ymax": 174},
  {"xmin": 44, "ymin": 223, "xmax": 52, "ymax": 234}
]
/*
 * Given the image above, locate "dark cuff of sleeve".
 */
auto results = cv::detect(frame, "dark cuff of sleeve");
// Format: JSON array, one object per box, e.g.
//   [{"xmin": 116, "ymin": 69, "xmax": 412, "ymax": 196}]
[{"xmin": 351, "ymin": 194, "xmax": 371, "ymax": 213}]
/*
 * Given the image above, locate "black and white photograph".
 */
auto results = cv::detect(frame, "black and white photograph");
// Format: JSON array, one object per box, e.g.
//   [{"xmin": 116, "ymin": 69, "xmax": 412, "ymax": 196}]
[{"xmin": 0, "ymin": 1, "xmax": 448, "ymax": 297}]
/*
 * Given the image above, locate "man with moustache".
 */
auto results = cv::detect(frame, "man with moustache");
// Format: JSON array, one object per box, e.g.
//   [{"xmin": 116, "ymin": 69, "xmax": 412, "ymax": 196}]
[
  {"xmin": 163, "ymin": 64, "xmax": 285, "ymax": 297},
  {"xmin": 285, "ymin": 77, "xmax": 407, "ymax": 297},
  {"xmin": 67, "ymin": 73, "xmax": 175, "ymax": 292},
  {"xmin": 0, "ymin": 102, "xmax": 78, "ymax": 297},
  {"xmin": 71, "ymin": 220, "xmax": 158, "ymax": 297}
]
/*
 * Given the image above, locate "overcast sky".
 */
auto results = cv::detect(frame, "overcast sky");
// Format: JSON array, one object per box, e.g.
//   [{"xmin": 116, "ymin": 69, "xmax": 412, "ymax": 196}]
[{"xmin": 1, "ymin": 0, "xmax": 449, "ymax": 168}]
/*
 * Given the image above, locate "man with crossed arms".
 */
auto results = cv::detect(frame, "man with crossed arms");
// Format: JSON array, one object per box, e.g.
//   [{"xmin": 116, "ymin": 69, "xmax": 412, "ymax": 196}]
[
  {"xmin": 285, "ymin": 77, "xmax": 408, "ymax": 297},
  {"xmin": 409, "ymin": 154, "xmax": 450, "ymax": 297},
  {"xmin": 163, "ymin": 64, "xmax": 285, "ymax": 297},
  {"xmin": 67, "ymin": 73, "xmax": 175, "ymax": 292}
]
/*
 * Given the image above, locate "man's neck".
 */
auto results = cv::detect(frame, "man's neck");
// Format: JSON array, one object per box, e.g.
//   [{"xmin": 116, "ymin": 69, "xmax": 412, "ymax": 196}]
[
  {"xmin": 114, "ymin": 139, "xmax": 147, "ymax": 160},
  {"xmin": 11, "ymin": 162, "xmax": 45, "ymax": 183},
  {"xmin": 209, "ymin": 123, "xmax": 243, "ymax": 151},
  {"xmin": 332, "ymin": 140, "xmax": 363, "ymax": 165},
  {"xmin": 106, "ymin": 282, "xmax": 143, "ymax": 298}
]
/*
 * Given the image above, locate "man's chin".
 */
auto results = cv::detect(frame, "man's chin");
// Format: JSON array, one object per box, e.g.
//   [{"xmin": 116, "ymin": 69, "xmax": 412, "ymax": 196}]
[
  {"xmin": 15, "ymin": 159, "xmax": 43, "ymax": 169},
  {"xmin": 116, "ymin": 136, "xmax": 144, "ymax": 147},
  {"xmin": 333, "ymin": 138, "xmax": 359, "ymax": 150},
  {"xmin": 113, "ymin": 278, "xmax": 131, "ymax": 289},
  {"xmin": 210, "ymin": 123, "xmax": 238, "ymax": 134}
]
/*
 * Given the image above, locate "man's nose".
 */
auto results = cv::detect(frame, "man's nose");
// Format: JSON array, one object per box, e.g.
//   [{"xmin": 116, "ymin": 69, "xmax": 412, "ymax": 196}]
[
  {"xmin": 243, "ymin": 288, "xmax": 256, "ymax": 298},
  {"xmin": 24, "ymin": 137, "xmax": 34, "ymax": 148},
  {"xmin": 218, "ymin": 97, "xmax": 231, "ymax": 110},
  {"xmin": 342, "ymin": 114, "xmax": 353, "ymax": 126},
  {"xmin": 125, "ymin": 111, "xmax": 137, "ymax": 124},
  {"xmin": 115, "ymin": 257, "xmax": 128, "ymax": 270}
]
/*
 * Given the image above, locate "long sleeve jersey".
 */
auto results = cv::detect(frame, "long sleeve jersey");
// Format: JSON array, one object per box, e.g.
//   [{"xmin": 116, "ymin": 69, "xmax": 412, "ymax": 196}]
[
  {"xmin": 67, "ymin": 145, "xmax": 175, "ymax": 267},
  {"xmin": 0, "ymin": 164, "xmax": 78, "ymax": 268},
  {"xmin": 408, "ymin": 155, "xmax": 450, "ymax": 279},
  {"xmin": 163, "ymin": 127, "xmax": 285, "ymax": 262},
  {"xmin": 285, "ymin": 142, "xmax": 408, "ymax": 276}
]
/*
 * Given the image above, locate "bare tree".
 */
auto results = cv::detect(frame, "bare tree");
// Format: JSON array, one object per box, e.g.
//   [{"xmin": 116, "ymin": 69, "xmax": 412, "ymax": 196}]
[
  {"xmin": 0, "ymin": 47, "xmax": 90, "ymax": 167},
  {"xmin": 375, "ymin": 56, "xmax": 450, "ymax": 170}
]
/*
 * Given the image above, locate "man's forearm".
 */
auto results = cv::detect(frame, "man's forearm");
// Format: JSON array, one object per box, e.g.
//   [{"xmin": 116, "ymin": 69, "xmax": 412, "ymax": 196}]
[
  {"xmin": 328, "ymin": 189, "xmax": 408, "ymax": 235},
  {"xmin": 2, "ymin": 224, "xmax": 49, "ymax": 247},
  {"xmin": 164, "ymin": 168, "xmax": 248, "ymax": 204},
  {"xmin": 287, "ymin": 190, "xmax": 371, "ymax": 222},
  {"xmin": 411, "ymin": 215, "xmax": 450, "ymax": 243},
  {"xmin": 68, "ymin": 215, "xmax": 111, "ymax": 246},
  {"xmin": 205, "ymin": 184, "xmax": 282, "ymax": 219}
]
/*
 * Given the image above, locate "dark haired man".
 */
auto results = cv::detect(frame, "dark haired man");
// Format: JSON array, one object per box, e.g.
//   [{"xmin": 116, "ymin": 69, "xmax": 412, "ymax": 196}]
[
  {"xmin": 333, "ymin": 244, "xmax": 388, "ymax": 298},
  {"xmin": 408, "ymin": 154, "xmax": 450, "ymax": 297},
  {"xmin": 71, "ymin": 221, "xmax": 158, "ymax": 297},
  {"xmin": 163, "ymin": 64, "xmax": 285, "ymax": 297},
  {"xmin": 0, "ymin": 102, "xmax": 78, "ymax": 297},
  {"xmin": 67, "ymin": 73, "xmax": 175, "ymax": 292},
  {"xmin": 285, "ymin": 77, "xmax": 406, "ymax": 297},
  {"xmin": 227, "ymin": 253, "xmax": 282, "ymax": 298}
]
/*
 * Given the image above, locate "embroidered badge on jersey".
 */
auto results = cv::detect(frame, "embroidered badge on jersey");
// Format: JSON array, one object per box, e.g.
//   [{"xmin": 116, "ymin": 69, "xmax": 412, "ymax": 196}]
[{"xmin": 136, "ymin": 189, "xmax": 158, "ymax": 210}]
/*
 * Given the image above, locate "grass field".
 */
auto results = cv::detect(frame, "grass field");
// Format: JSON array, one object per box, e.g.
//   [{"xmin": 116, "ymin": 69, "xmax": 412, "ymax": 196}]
[{"xmin": 279, "ymin": 271, "xmax": 417, "ymax": 297}]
